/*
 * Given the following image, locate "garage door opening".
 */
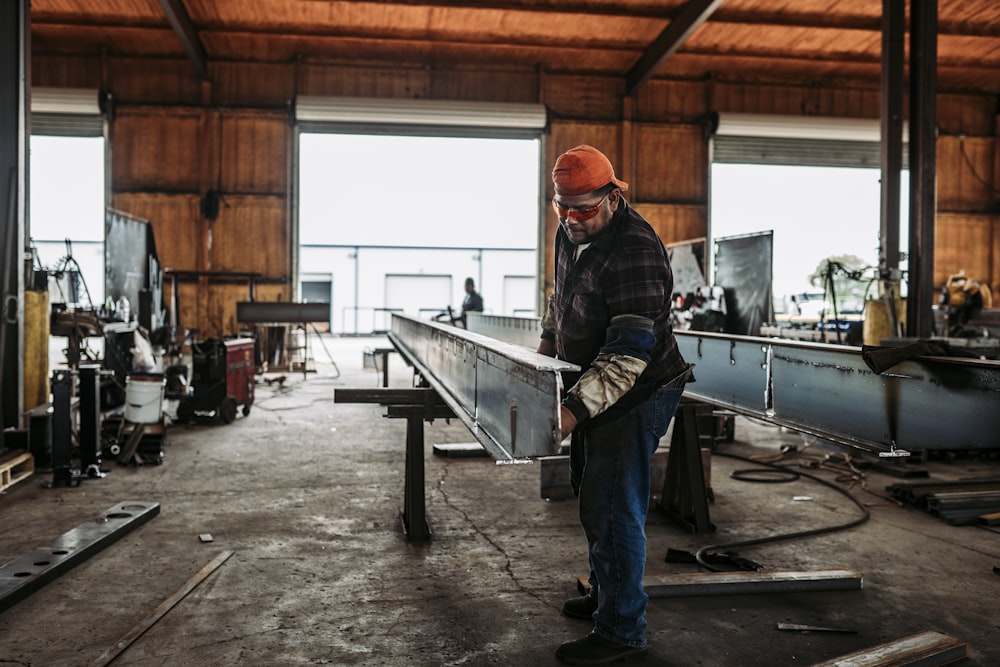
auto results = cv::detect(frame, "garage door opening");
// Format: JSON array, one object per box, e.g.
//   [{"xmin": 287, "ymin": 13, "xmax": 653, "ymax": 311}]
[
  {"xmin": 708, "ymin": 114, "xmax": 911, "ymax": 336},
  {"xmin": 29, "ymin": 134, "xmax": 106, "ymax": 308},
  {"xmin": 298, "ymin": 133, "xmax": 541, "ymax": 334},
  {"xmin": 711, "ymin": 162, "xmax": 910, "ymax": 319}
]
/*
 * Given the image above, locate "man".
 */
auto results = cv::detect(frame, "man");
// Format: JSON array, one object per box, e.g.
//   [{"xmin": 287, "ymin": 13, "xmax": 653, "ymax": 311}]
[
  {"xmin": 538, "ymin": 145, "xmax": 690, "ymax": 665},
  {"xmin": 460, "ymin": 277, "xmax": 484, "ymax": 327}
]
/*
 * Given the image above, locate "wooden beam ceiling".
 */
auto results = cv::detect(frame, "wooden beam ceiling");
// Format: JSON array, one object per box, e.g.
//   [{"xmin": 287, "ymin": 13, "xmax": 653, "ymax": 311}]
[{"xmin": 27, "ymin": 0, "xmax": 1000, "ymax": 94}]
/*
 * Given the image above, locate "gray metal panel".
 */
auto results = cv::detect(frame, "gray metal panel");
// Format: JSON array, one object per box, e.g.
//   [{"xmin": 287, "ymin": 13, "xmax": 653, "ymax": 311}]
[
  {"xmin": 389, "ymin": 314, "xmax": 577, "ymax": 461},
  {"xmin": 770, "ymin": 344, "xmax": 889, "ymax": 446},
  {"xmin": 679, "ymin": 333, "xmax": 770, "ymax": 416},
  {"xmin": 677, "ymin": 331, "xmax": 1000, "ymax": 453}
]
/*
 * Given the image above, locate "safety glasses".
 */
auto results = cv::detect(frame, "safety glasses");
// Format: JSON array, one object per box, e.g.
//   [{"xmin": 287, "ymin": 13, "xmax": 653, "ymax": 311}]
[{"xmin": 551, "ymin": 192, "xmax": 610, "ymax": 221}]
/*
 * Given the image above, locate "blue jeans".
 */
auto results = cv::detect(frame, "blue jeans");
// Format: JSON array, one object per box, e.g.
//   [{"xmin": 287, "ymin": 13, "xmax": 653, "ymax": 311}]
[{"xmin": 569, "ymin": 382, "xmax": 684, "ymax": 648}]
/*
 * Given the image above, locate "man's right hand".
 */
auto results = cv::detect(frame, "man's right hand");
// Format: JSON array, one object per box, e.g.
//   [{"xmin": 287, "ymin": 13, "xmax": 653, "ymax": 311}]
[{"xmin": 560, "ymin": 405, "xmax": 577, "ymax": 439}]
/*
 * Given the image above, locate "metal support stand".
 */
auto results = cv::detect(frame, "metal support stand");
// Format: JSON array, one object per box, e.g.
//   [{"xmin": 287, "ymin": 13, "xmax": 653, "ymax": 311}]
[
  {"xmin": 306, "ymin": 323, "xmax": 339, "ymax": 377},
  {"xmin": 658, "ymin": 400, "xmax": 714, "ymax": 533},
  {"xmin": 48, "ymin": 369, "xmax": 82, "ymax": 488},
  {"xmin": 402, "ymin": 406, "xmax": 429, "ymax": 541},
  {"xmin": 335, "ymin": 387, "xmax": 454, "ymax": 543},
  {"xmin": 116, "ymin": 422, "xmax": 147, "ymax": 466},
  {"xmin": 369, "ymin": 347, "xmax": 394, "ymax": 387},
  {"xmin": 78, "ymin": 364, "xmax": 105, "ymax": 478}
]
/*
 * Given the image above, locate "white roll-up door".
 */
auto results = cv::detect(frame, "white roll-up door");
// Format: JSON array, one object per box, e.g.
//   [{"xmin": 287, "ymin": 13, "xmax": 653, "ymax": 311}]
[
  {"xmin": 713, "ymin": 113, "xmax": 908, "ymax": 168},
  {"xmin": 294, "ymin": 95, "xmax": 547, "ymax": 138},
  {"xmin": 30, "ymin": 87, "xmax": 104, "ymax": 136}
]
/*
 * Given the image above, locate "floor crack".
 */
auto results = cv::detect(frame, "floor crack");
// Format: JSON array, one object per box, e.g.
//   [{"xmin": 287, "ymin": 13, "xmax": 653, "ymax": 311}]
[{"xmin": 435, "ymin": 464, "xmax": 552, "ymax": 609}]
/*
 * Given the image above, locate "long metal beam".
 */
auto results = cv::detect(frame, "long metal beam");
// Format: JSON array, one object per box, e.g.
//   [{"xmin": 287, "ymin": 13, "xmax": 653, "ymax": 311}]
[
  {"xmin": 388, "ymin": 314, "xmax": 578, "ymax": 462},
  {"xmin": 677, "ymin": 331, "xmax": 1000, "ymax": 454},
  {"xmin": 236, "ymin": 301, "xmax": 331, "ymax": 324},
  {"xmin": 460, "ymin": 314, "xmax": 1000, "ymax": 454}
]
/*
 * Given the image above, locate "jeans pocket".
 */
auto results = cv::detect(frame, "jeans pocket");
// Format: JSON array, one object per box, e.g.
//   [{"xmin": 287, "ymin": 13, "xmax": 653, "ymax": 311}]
[{"xmin": 653, "ymin": 385, "xmax": 684, "ymax": 436}]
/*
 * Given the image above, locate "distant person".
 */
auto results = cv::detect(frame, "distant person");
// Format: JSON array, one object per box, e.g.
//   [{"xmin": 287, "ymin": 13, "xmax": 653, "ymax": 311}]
[{"xmin": 460, "ymin": 277, "xmax": 483, "ymax": 327}]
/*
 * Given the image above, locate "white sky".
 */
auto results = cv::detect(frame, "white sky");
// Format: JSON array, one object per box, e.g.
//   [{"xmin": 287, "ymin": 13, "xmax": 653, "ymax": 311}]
[
  {"xmin": 711, "ymin": 163, "xmax": 909, "ymax": 299},
  {"xmin": 29, "ymin": 135, "xmax": 105, "ymax": 241},
  {"xmin": 299, "ymin": 133, "xmax": 541, "ymax": 248}
]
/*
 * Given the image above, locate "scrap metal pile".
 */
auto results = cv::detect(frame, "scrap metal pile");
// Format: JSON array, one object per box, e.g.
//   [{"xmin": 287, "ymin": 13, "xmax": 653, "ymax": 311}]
[{"xmin": 886, "ymin": 478, "xmax": 1000, "ymax": 526}]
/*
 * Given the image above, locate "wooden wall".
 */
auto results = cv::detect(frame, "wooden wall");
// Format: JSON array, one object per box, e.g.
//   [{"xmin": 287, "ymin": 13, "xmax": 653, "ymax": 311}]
[{"xmin": 31, "ymin": 53, "xmax": 999, "ymax": 336}]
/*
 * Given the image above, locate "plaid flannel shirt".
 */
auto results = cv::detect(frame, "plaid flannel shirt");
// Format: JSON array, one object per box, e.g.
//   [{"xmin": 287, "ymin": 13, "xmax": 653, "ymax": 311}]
[{"xmin": 542, "ymin": 200, "xmax": 688, "ymax": 426}]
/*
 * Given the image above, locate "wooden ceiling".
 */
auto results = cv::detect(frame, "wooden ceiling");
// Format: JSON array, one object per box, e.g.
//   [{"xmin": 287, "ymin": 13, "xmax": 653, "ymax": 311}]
[{"xmin": 28, "ymin": 0, "xmax": 1000, "ymax": 94}]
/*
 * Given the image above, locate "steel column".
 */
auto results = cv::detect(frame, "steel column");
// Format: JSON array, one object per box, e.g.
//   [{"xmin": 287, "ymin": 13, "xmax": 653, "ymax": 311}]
[
  {"xmin": 0, "ymin": 0, "xmax": 28, "ymax": 438},
  {"xmin": 907, "ymin": 0, "xmax": 938, "ymax": 339},
  {"xmin": 879, "ymin": 0, "xmax": 905, "ymax": 287}
]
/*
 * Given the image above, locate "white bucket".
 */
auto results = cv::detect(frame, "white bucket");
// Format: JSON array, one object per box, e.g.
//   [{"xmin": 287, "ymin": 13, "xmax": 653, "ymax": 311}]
[{"xmin": 125, "ymin": 374, "xmax": 166, "ymax": 424}]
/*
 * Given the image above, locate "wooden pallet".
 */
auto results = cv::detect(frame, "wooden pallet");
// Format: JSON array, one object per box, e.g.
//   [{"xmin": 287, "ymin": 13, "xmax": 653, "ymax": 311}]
[{"xmin": 0, "ymin": 450, "xmax": 34, "ymax": 492}]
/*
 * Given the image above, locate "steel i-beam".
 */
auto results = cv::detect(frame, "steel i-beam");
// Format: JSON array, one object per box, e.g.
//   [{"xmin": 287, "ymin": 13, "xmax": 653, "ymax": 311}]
[
  {"xmin": 677, "ymin": 331, "xmax": 1000, "ymax": 453},
  {"xmin": 388, "ymin": 314, "xmax": 578, "ymax": 462},
  {"xmin": 456, "ymin": 315, "xmax": 1000, "ymax": 454}
]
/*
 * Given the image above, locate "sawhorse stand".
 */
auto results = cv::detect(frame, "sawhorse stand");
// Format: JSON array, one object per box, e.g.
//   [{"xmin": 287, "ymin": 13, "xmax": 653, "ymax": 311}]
[
  {"xmin": 373, "ymin": 347, "xmax": 394, "ymax": 387},
  {"xmin": 334, "ymin": 387, "xmax": 454, "ymax": 542},
  {"xmin": 658, "ymin": 399, "xmax": 714, "ymax": 534}
]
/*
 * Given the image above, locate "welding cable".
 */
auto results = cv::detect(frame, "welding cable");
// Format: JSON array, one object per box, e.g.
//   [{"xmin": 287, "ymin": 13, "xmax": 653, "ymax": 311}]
[
  {"xmin": 693, "ymin": 451, "xmax": 871, "ymax": 572},
  {"xmin": 729, "ymin": 467, "xmax": 800, "ymax": 483}
]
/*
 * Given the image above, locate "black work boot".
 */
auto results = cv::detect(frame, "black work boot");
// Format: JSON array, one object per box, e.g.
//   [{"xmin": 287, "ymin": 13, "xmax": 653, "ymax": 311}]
[
  {"xmin": 556, "ymin": 632, "xmax": 648, "ymax": 664},
  {"xmin": 561, "ymin": 594, "xmax": 598, "ymax": 620}
]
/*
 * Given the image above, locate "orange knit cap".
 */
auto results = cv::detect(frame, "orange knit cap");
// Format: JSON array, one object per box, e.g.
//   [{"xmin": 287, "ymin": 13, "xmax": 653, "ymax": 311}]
[{"xmin": 552, "ymin": 145, "xmax": 629, "ymax": 197}]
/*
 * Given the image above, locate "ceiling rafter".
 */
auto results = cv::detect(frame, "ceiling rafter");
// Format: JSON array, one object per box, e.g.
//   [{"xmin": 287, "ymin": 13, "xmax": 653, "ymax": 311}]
[
  {"xmin": 31, "ymin": 11, "xmax": 1000, "ymax": 42},
  {"xmin": 157, "ymin": 0, "xmax": 208, "ymax": 80},
  {"xmin": 626, "ymin": 0, "xmax": 724, "ymax": 96},
  {"xmin": 26, "ymin": 0, "xmax": 1000, "ymax": 93}
]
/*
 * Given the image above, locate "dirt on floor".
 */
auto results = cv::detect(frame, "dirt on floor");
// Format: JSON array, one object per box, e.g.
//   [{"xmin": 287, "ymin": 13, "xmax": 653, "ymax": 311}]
[{"xmin": 1, "ymin": 335, "xmax": 999, "ymax": 666}]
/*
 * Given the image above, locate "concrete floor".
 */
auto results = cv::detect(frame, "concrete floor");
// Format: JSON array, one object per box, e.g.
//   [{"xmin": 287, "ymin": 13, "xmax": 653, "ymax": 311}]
[{"xmin": 1, "ymin": 334, "xmax": 999, "ymax": 666}]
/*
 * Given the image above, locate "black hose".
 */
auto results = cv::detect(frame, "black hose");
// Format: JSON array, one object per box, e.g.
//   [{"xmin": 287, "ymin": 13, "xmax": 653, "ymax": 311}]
[{"xmin": 694, "ymin": 450, "xmax": 871, "ymax": 572}]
